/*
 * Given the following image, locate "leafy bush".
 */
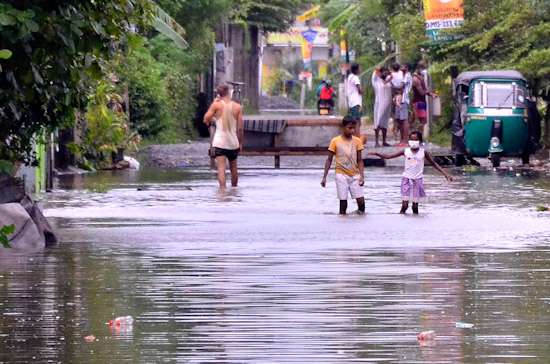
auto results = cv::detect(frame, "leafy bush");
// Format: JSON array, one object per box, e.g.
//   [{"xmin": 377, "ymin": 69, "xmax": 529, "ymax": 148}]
[
  {"xmin": 0, "ymin": 1, "xmax": 153, "ymax": 164},
  {"xmin": 70, "ymin": 79, "xmax": 138, "ymax": 169},
  {"xmin": 117, "ymin": 43, "xmax": 171, "ymax": 139},
  {"xmin": 150, "ymin": 35, "xmax": 198, "ymax": 142},
  {"xmin": 265, "ymin": 68, "xmax": 290, "ymax": 96},
  {"xmin": 116, "ymin": 35, "xmax": 200, "ymax": 144},
  {"xmin": 1, "ymin": 224, "xmax": 15, "ymax": 248}
]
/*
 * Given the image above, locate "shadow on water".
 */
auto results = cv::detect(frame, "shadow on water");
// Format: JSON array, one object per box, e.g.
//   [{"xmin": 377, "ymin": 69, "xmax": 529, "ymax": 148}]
[{"xmin": 1, "ymin": 166, "xmax": 550, "ymax": 362}]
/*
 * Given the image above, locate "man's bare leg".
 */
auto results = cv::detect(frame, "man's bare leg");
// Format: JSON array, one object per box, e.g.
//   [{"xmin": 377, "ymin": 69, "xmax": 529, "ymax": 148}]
[
  {"xmin": 216, "ymin": 156, "xmax": 227, "ymax": 189},
  {"xmin": 382, "ymin": 128, "xmax": 390, "ymax": 146},
  {"xmin": 229, "ymin": 159, "xmax": 239, "ymax": 187}
]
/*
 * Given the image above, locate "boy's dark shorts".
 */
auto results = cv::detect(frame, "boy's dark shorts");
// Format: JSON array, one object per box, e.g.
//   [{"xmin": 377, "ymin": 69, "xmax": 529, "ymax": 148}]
[{"xmin": 214, "ymin": 147, "xmax": 239, "ymax": 161}]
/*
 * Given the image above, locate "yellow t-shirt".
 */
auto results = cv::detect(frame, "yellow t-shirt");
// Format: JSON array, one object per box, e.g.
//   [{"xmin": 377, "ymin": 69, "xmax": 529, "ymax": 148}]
[{"xmin": 328, "ymin": 135, "xmax": 364, "ymax": 176}]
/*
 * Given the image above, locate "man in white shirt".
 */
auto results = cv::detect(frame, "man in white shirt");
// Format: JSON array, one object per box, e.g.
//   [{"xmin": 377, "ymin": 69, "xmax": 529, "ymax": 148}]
[{"xmin": 346, "ymin": 63, "xmax": 362, "ymax": 122}]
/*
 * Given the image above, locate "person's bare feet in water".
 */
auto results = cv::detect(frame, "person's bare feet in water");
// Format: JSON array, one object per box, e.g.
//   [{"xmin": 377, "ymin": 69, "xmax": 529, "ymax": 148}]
[{"xmin": 400, "ymin": 201, "xmax": 409, "ymax": 214}]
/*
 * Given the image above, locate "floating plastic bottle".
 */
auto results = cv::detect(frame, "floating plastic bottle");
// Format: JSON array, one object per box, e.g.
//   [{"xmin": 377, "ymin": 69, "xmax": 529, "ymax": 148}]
[
  {"xmin": 417, "ymin": 330, "xmax": 436, "ymax": 341},
  {"xmin": 108, "ymin": 315, "xmax": 133, "ymax": 327},
  {"xmin": 455, "ymin": 322, "xmax": 474, "ymax": 329}
]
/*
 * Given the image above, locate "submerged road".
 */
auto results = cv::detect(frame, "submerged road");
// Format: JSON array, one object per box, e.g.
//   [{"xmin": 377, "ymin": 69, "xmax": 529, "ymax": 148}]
[{"xmin": 1, "ymin": 165, "xmax": 550, "ymax": 363}]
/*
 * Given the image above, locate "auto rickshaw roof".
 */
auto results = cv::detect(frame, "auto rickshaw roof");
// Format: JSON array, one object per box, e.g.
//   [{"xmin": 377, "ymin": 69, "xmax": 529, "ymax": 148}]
[{"xmin": 455, "ymin": 70, "xmax": 527, "ymax": 87}]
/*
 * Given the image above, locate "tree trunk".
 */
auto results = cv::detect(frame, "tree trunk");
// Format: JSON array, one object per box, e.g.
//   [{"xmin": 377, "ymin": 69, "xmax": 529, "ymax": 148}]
[
  {"xmin": 227, "ymin": 24, "xmax": 260, "ymax": 111},
  {"xmin": 544, "ymin": 100, "xmax": 550, "ymax": 147},
  {"xmin": 245, "ymin": 25, "xmax": 260, "ymax": 112}
]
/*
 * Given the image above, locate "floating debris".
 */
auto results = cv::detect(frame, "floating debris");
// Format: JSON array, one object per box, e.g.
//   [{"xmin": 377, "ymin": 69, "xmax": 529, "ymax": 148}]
[{"xmin": 417, "ymin": 330, "xmax": 436, "ymax": 341}]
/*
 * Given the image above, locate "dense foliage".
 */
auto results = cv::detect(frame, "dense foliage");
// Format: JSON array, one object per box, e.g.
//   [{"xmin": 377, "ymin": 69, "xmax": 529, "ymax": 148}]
[
  {"xmin": 0, "ymin": 1, "xmax": 154, "ymax": 164},
  {"xmin": 70, "ymin": 79, "xmax": 139, "ymax": 170},
  {"xmin": 234, "ymin": 0, "xmax": 308, "ymax": 32},
  {"xmin": 115, "ymin": 34, "xmax": 198, "ymax": 144},
  {"xmin": 433, "ymin": 0, "xmax": 550, "ymax": 96}
]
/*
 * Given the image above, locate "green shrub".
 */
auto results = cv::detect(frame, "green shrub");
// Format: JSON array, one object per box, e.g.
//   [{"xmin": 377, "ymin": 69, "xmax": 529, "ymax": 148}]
[
  {"xmin": 1, "ymin": 224, "xmax": 15, "ymax": 248},
  {"xmin": 117, "ymin": 44, "xmax": 171, "ymax": 139},
  {"xmin": 70, "ymin": 79, "xmax": 139, "ymax": 169},
  {"xmin": 116, "ymin": 35, "xmax": 201, "ymax": 144}
]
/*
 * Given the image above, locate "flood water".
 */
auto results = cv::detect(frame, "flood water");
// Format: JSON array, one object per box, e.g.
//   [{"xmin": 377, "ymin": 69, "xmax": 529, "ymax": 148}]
[{"xmin": 2, "ymin": 165, "xmax": 550, "ymax": 363}]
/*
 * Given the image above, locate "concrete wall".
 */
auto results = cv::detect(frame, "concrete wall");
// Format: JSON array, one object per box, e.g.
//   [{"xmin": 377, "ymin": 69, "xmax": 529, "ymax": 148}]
[
  {"xmin": 278, "ymin": 125, "xmax": 339, "ymax": 148},
  {"xmin": 243, "ymin": 125, "xmax": 340, "ymax": 149},
  {"xmin": 16, "ymin": 166, "xmax": 36, "ymax": 195}
]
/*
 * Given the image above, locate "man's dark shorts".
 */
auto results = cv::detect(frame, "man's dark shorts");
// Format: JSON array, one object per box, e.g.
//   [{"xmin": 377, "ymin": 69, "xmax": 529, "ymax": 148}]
[
  {"xmin": 348, "ymin": 105, "xmax": 362, "ymax": 121},
  {"xmin": 214, "ymin": 147, "xmax": 239, "ymax": 162}
]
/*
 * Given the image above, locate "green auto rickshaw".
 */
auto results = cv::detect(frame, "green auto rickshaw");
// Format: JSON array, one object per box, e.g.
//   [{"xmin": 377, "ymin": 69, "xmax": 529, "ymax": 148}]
[{"xmin": 451, "ymin": 70, "xmax": 540, "ymax": 167}]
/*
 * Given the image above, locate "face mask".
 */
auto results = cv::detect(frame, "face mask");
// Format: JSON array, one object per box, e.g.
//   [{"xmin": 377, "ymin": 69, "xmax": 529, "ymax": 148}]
[{"xmin": 408, "ymin": 140, "xmax": 420, "ymax": 149}]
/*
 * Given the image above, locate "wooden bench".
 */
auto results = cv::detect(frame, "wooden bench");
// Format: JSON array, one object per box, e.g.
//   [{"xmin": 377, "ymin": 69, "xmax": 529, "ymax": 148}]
[{"xmin": 210, "ymin": 115, "xmax": 364, "ymax": 168}]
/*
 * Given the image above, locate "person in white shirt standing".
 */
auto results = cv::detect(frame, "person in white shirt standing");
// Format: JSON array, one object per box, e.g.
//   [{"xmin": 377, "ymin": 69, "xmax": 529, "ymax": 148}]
[
  {"xmin": 390, "ymin": 63, "xmax": 405, "ymax": 142},
  {"xmin": 203, "ymin": 84, "xmax": 244, "ymax": 190},
  {"xmin": 346, "ymin": 63, "xmax": 363, "ymax": 122}
]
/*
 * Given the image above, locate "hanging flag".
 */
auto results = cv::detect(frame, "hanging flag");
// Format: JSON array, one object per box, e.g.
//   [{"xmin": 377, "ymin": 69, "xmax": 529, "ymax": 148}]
[
  {"xmin": 423, "ymin": 0, "xmax": 464, "ymax": 42},
  {"xmin": 301, "ymin": 29, "xmax": 318, "ymax": 70},
  {"xmin": 339, "ymin": 29, "xmax": 347, "ymax": 62}
]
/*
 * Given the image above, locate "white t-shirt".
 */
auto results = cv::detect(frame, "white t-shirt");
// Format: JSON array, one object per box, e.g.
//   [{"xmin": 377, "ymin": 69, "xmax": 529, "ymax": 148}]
[
  {"xmin": 346, "ymin": 74, "xmax": 362, "ymax": 108},
  {"xmin": 391, "ymin": 70, "xmax": 404, "ymax": 89},
  {"xmin": 403, "ymin": 147, "xmax": 425, "ymax": 179}
]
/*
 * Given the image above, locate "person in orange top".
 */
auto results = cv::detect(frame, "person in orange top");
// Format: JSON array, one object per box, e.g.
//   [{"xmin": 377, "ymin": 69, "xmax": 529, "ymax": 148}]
[{"xmin": 321, "ymin": 116, "xmax": 365, "ymax": 215}]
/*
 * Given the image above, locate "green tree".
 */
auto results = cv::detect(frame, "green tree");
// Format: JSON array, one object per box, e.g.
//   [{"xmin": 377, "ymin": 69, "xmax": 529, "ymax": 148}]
[
  {"xmin": 432, "ymin": 0, "xmax": 550, "ymax": 142},
  {"xmin": 235, "ymin": 0, "xmax": 308, "ymax": 32},
  {"xmin": 116, "ymin": 39, "xmax": 171, "ymax": 139},
  {"xmin": 0, "ymin": 1, "xmax": 153, "ymax": 164}
]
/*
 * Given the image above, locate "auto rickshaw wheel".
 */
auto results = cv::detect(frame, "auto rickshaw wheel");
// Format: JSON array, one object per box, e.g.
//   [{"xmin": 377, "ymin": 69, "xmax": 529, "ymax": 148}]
[
  {"xmin": 490, "ymin": 153, "xmax": 501, "ymax": 168},
  {"xmin": 454, "ymin": 154, "xmax": 466, "ymax": 167}
]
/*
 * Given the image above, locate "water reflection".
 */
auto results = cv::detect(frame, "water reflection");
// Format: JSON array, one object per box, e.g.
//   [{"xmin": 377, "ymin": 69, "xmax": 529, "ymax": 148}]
[{"xmin": 1, "ymin": 166, "xmax": 550, "ymax": 362}]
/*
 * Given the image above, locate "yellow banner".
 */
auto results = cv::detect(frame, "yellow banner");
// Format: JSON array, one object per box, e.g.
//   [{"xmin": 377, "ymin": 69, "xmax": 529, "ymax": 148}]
[{"xmin": 297, "ymin": 5, "xmax": 320, "ymax": 23}]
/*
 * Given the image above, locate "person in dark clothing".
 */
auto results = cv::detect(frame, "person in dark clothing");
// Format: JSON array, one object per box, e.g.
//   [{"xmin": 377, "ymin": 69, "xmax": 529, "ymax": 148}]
[
  {"xmin": 194, "ymin": 92, "xmax": 210, "ymax": 137},
  {"xmin": 526, "ymin": 96, "xmax": 542, "ymax": 153}
]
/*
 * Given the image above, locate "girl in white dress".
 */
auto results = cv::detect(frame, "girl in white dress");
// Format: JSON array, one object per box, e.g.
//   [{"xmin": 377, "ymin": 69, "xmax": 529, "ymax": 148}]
[{"xmin": 370, "ymin": 131, "xmax": 453, "ymax": 214}]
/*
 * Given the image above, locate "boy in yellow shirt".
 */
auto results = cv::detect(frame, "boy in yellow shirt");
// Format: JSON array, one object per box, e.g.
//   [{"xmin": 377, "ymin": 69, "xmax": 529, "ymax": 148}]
[{"xmin": 321, "ymin": 116, "xmax": 365, "ymax": 215}]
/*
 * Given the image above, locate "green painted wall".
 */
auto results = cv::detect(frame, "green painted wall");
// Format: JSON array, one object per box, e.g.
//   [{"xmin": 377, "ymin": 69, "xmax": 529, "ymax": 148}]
[{"xmin": 34, "ymin": 140, "xmax": 46, "ymax": 194}]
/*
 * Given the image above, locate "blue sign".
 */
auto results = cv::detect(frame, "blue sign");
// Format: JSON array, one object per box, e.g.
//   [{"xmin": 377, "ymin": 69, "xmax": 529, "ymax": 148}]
[{"xmin": 301, "ymin": 29, "xmax": 318, "ymax": 43}]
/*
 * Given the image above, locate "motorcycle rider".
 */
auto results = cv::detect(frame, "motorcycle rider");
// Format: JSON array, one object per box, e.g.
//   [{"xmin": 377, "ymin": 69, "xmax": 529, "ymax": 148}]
[{"xmin": 319, "ymin": 79, "xmax": 335, "ymax": 114}]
